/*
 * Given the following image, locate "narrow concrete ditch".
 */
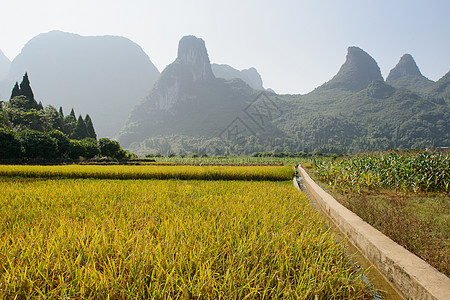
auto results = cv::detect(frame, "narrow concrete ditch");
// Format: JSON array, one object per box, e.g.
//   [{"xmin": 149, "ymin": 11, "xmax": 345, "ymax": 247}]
[{"xmin": 293, "ymin": 166, "xmax": 450, "ymax": 300}]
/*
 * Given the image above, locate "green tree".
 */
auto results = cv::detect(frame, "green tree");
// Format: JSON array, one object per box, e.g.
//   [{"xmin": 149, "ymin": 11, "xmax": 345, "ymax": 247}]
[
  {"xmin": 18, "ymin": 130, "xmax": 57, "ymax": 159},
  {"xmin": 10, "ymin": 82, "xmax": 20, "ymax": 99},
  {"xmin": 74, "ymin": 115, "xmax": 88, "ymax": 139},
  {"xmin": 0, "ymin": 128, "xmax": 24, "ymax": 159},
  {"xmin": 44, "ymin": 105, "xmax": 64, "ymax": 131},
  {"xmin": 10, "ymin": 95, "xmax": 38, "ymax": 111},
  {"xmin": 19, "ymin": 73, "xmax": 35, "ymax": 103},
  {"xmin": 84, "ymin": 114, "xmax": 96, "ymax": 139},
  {"xmin": 80, "ymin": 138, "xmax": 100, "ymax": 158},
  {"xmin": 63, "ymin": 113, "xmax": 77, "ymax": 138},
  {"xmin": 48, "ymin": 130, "xmax": 71, "ymax": 158},
  {"xmin": 0, "ymin": 102, "xmax": 10, "ymax": 128},
  {"xmin": 69, "ymin": 140, "xmax": 86, "ymax": 159},
  {"xmin": 99, "ymin": 138, "xmax": 122, "ymax": 158},
  {"xmin": 8, "ymin": 104, "xmax": 45, "ymax": 132}
]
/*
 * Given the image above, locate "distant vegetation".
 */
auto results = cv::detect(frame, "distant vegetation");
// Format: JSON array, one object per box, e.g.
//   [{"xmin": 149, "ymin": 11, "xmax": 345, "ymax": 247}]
[{"xmin": 0, "ymin": 74, "xmax": 131, "ymax": 160}]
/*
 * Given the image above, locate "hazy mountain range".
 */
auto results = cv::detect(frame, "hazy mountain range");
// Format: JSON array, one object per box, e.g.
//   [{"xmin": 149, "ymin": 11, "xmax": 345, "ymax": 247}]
[
  {"xmin": 0, "ymin": 50, "xmax": 10, "ymax": 80},
  {"xmin": 1, "ymin": 32, "xmax": 448, "ymax": 155},
  {"xmin": 118, "ymin": 35, "xmax": 448, "ymax": 155},
  {"xmin": 0, "ymin": 31, "xmax": 160, "ymax": 137},
  {"xmin": 0, "ymin": 31, "xmax": 266, "ymax": 138},
  {"xmin": 211, "ymin": 64, "xmax": 264, "ymax": 90}
]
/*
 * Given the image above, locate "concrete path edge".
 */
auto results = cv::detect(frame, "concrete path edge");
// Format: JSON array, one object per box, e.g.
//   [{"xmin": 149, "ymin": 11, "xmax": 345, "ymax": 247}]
[{"xmin": 297, "ymin": 166, "xmax": 450, "ymax": 300}]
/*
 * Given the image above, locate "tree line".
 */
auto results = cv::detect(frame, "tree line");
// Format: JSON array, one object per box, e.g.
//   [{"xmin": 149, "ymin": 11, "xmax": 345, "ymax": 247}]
[{"xmin": 0, "ymin": 73, "xmax": 131, "ymax": 160}]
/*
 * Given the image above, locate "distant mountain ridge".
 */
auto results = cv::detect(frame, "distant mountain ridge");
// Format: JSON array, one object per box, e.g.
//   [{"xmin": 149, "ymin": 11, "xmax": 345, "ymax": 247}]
[
  {"xmin": 119, "ymin": 37, "xmax": 448, "ymax": 155},
  {"xmin": 427, "ymin": 70, "xmax": 450, "ymax": 99},
  {"xmin": 2, "ymin": 32, "xmax": 448, "ymax": 154},
  {"xmin": 211, "ymin": 64, "xmax": 264, "ymax": 90},
  {"xmin": 0, "ymin": 49, "xmax": 10, "ymax": 80},
  {"xmin": 1, "ymin": 31, "xmax": 160, "ymax": 137}
]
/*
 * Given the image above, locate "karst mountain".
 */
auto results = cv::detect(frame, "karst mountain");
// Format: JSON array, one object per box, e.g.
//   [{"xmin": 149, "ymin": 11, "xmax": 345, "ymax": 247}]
[
  {"xmin": 0, "ymin": 31, "xmax": 160, "ymax": 137},
  {"xmin": 120, "ymin": 40, "xmax": 448, "ymax": 155},
  {"xmin": 118, "ymin": 35, "xmax": 282, "ymax": 152}
]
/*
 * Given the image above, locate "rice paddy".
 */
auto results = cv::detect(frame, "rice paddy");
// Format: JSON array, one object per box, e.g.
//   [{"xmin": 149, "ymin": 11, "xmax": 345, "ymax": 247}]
[
  {"xmin": 0, "ymin": 164, "xmax": 293, "ymax": 181},
  {"xmin": 0, "ymin": 165, "xmax": 373, "ymax": 298}
]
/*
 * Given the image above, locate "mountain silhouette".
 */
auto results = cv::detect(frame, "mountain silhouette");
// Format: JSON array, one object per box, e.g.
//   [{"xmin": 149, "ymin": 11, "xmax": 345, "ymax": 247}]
[{"xmin": 2, "ymin": 31, "xmax": 160, "ymax": 137}]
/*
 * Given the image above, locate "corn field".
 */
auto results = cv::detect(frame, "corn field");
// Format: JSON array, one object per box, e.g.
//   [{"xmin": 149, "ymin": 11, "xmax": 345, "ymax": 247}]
[{"xmin": 313, "ymin": 152, "xmax": 450, "ymax": 193}]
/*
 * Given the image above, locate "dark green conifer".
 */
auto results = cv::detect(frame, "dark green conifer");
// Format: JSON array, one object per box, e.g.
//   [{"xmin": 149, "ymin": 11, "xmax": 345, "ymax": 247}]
[
  {"xmin": 63, "ymin": 113, "xmax": 77, "ymax": 138},
  {"xmin": 59, "ymin": 106, "xmax": 64, "ymax": 117},
  {"xmin": 74, "ymin": 115, "xmax": 88, "ymax": 139},
  {"xmin": 19, "ymin": 73, "xmax": 35, "ymax": 102},
  {"xmin": 70, "ymin": 108, "xmax": 76, "ymax": 118},
  {"xmin": 10, "ymin": 82, "xmax": 20, "ymax": 99},
  {"xmin": 84, "ymin": 114, "xmax": 97, "ymax": 139}
]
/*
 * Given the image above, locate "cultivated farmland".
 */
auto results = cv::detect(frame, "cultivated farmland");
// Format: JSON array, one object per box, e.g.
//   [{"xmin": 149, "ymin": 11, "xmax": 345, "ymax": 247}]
[
  {"xmin": 313, "ymin": 151, "xmax": 449, "ymax": 275},
  {"xmin": 0, "ymin": 165, "xmax": 373, "ymax": 298}
]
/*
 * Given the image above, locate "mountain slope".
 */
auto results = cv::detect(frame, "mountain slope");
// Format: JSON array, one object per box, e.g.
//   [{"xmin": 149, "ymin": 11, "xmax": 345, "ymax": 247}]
[
  {"xmin": 211, "ymin": 64, "xmax": 264, "ymax": 90},
  {"xmin": 3, "ymin": 31, "xmax": 160, "ymax": 137},
  {"xmin": 386, "ymin": 54, "xmax": 434, "ymax": 93},
  {"xmin": 118, "ymin": 36, "xmax": 285, "ymax": 152},
  {"xmin": 0, "ymin": 49, "xmax": 10, "ymax": 81},
  {"xmin": 120, "ymin": 39, "xmax": 448, "ymax": 155},
  {"xmin": 427, "ymin": 71, "xmax": 450, "ymax": 100},
  {"xmin": 276, "ymin": 80, "xmax": 449, "ymax": 152},
  {"xmin": 275, "ymin": 47, "xmax": 449, "ymax": 152}
]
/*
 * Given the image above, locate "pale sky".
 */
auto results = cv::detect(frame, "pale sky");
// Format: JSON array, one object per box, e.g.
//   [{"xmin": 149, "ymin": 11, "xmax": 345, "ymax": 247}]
[{"xmin": 1, "ymin": 0, "xmax": 449, "ymax": 94}]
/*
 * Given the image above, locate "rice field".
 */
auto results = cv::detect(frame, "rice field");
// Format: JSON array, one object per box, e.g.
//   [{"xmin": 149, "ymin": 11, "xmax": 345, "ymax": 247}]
[
  {"xmin": 0, "ymin": 164, "xmax": 293, "ymax": 181},
  {"xmin": 0, "ymin": 166, "xmax": 373, "ymax": 298}
]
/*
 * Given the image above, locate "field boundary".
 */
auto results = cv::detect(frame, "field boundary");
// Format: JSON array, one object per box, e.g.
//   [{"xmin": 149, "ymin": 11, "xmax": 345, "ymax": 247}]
[{"xmin": 297, "ymin": 166, "xmax": 450, "ymax": 300}]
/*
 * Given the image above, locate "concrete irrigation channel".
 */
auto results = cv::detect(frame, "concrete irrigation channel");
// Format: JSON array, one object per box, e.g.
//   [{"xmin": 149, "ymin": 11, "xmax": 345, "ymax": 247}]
[{"xmin": 294, "ymin": 166, "xmax": 450, "ymax": 300}]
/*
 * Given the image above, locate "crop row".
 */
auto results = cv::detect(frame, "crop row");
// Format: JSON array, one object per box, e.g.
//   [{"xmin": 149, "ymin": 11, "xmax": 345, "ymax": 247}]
[
  {"xmin": 0, "ymin": 164, "xmax": 294, "ymax": 181},
  {"xmin": 149, "ymin": 156, "xmax": 309, "ymax": 165},
  {"xmin": 314, "ymin": 152, "xmax": 449, "ymax": 193},
  {"xmin": 0, "ymin": 179, "xmax": 372, "ymax": 298}
]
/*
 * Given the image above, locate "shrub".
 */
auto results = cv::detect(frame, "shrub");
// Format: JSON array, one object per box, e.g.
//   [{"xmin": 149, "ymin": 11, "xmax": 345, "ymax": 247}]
[
  {"xmin": 47, "ymin": 130, "xmax": 71, "ymax": 158},
  {"xmin": 99, "ymin": 138, "xmax": 121, "ymax": 158},
  {"xmin": 81, "ymin": 138, "xmax": 100, "ymax": 158},
  {"xmin": 18, "ymin": 130, "xmax": 57, "ymax": 159},
  {"xmin": 0, "ymin": 128, "xmax": 24, "ymax": 159}
]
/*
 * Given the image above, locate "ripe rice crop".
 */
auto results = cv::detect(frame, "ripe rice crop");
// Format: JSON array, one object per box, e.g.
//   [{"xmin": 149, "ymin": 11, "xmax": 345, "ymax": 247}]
[
  {"xmin": 314, "ymin": 152, "xmax": 449, "ymax": 193},
  {"xmin": 0, "ymin": 179, "xmax": 372, "ymax": 298},
  {"xmin": 0, "ymin": 164, "xmax": 293, "ymax": 181}
]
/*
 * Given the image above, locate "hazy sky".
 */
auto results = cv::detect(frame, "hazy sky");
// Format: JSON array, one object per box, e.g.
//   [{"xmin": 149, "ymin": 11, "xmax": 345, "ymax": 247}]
[{"xmin": 1, "ymin": 0, "xmax": 449, "ymax": 94}]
